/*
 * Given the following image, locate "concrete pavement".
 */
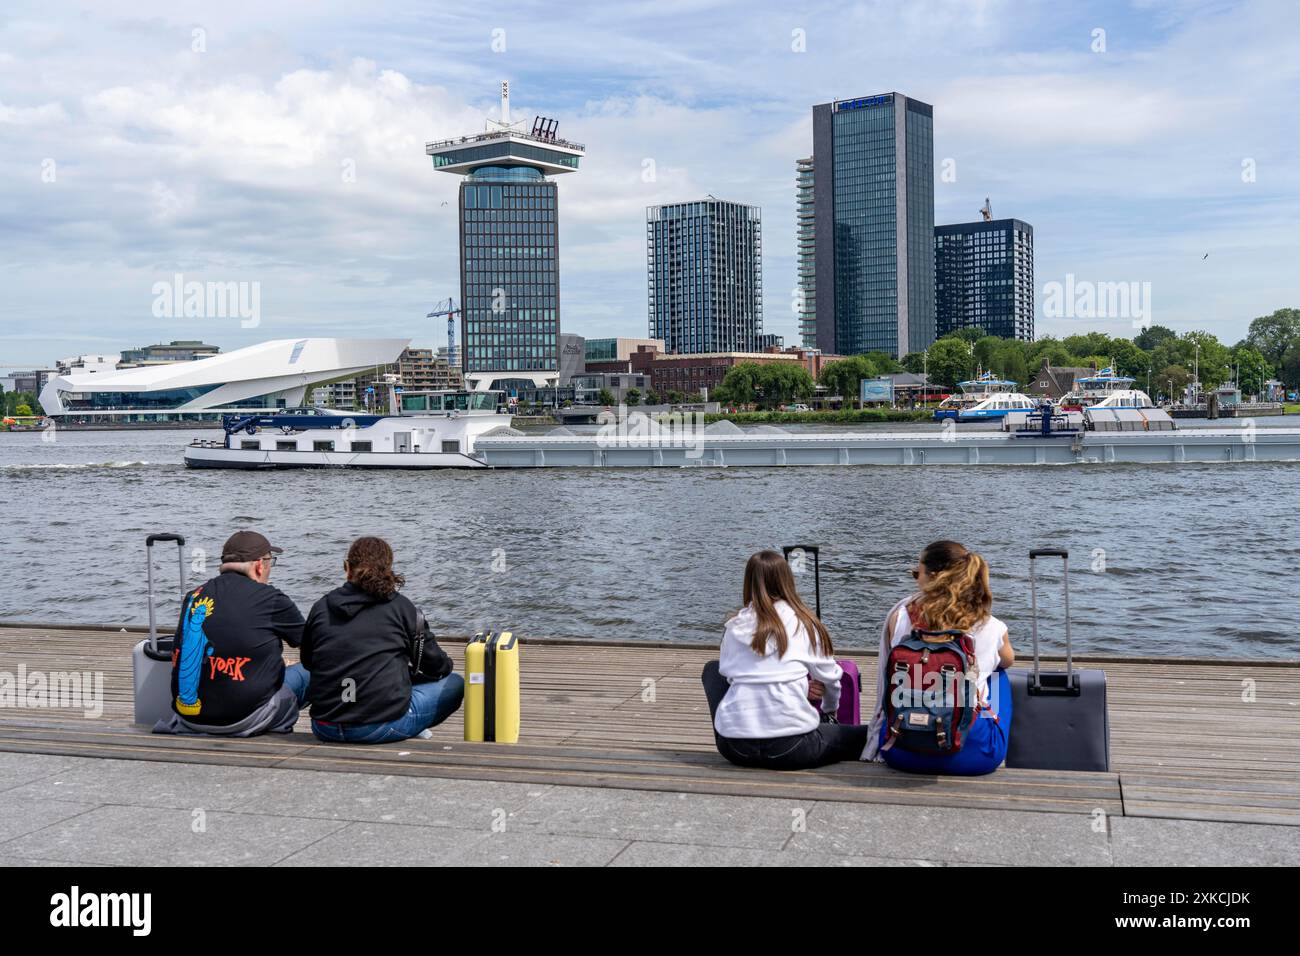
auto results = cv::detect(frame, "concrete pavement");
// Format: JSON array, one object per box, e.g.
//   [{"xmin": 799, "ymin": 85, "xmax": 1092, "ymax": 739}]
[{"xmin": 0, "ymin": 752, "xmax": 1295, "ymax": 866}]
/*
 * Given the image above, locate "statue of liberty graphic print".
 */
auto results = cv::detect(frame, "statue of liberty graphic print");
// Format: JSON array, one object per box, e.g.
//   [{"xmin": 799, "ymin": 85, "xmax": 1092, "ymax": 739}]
[{"xmin": 175, "ymin": 592, "xmax": 215, "ymax": 717}]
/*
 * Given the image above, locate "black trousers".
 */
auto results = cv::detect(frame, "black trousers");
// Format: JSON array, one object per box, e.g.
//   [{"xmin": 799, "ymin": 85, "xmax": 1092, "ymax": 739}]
[{"xmin": 701, "ymin": 660, "xmax": 871, "ymax": 771}]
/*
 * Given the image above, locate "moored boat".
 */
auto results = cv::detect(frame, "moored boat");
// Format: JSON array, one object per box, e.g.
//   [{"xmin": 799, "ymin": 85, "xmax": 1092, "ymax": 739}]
[
  {"xmin": 1060, "ymin": 367, "xmax": 1156, "ymax": 410},
  {"xmin": 183, "ymin": 390, "xmax": 513, "ymax": 469},
  {"xmin": 934, "ymin": 371, "xmax": 1020, "ymax": 420},
  {"xmin": 955, "ymin": 391, "xmax": 1041, "ymax": 421}
]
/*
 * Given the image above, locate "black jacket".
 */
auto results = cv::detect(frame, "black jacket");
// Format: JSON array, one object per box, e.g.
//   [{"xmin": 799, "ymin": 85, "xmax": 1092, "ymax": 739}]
[
  {"xmin": 170, "ymin": 571, "xmax": 304, "ymax": 726},
  {"xmin": 299, "ymin": 583, "xmax": 451, "ymax": 725}
]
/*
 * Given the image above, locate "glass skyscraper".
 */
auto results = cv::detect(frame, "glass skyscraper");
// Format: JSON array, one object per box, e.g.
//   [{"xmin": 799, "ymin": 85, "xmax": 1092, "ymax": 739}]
[
  {"xmin": 811, "ymin": 92, "xmax": 935, "ymax": 359},
  {"xmin": 934, "ymin": 218, "xmax": 1034, "ymax": 341},
  {"xmin": 427, "ymin": 89, "xmax": 584, "ymax": 392},
  {"xmin": 647, "ymin": 199, "xmax": 763, "ymax": 354}
]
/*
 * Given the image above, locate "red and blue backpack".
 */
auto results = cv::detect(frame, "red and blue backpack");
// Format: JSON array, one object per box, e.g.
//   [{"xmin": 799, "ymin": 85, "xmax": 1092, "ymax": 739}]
[{"xmin": 881, "ymin": 605, "xmax": 990, "ymax": 755}]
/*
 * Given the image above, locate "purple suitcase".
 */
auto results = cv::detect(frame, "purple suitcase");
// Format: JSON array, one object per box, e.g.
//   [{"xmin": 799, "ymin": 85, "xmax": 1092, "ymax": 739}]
[
  {"xmin": 781, "ymin": 545, "xmax": 862, "ymax": 726},
  {"xmin": 830, "ymin": 659, "xmax": 862, "ymax": 725}
]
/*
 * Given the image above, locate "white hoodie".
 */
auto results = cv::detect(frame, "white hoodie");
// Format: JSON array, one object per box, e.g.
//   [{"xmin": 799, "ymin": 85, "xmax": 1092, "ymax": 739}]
[{"xmin": 714, "ymin": 599, "xmax": 843, "ymax": 739}]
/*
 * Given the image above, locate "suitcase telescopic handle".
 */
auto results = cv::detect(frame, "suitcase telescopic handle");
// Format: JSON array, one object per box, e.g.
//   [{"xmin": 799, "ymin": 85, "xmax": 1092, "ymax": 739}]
[
  {"xmin": 1029, "ymin": 549, "xmax": 1072, "ymax": 687},
  {"xmin": 145, "ymin": 533, "xmax": 187, "ymax": 654},
  {"xmin": 783, "ymin": 544, "xmax": 821, "ymax": 619}
]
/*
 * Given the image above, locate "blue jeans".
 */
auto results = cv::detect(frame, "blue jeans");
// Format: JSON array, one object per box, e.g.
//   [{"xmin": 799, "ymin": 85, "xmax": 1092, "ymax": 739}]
[
  {"xmin": 310, "ymin": 673, "xmax": 465, "ymax": 745},
  {"xmin": 283, "ymin": 663, "xmax": 310, "ymax": 707},
  {"xmin": 881, "ymin": 669, "xmax": 1013, "ymax": 776}
]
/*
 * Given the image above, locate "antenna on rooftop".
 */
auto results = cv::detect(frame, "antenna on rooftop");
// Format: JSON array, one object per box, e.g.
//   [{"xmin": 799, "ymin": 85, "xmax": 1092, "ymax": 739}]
[
  {"xmin": 487, "ymin": 80, "xmax": 525, "ymax": 133},
  {"xmin": 980, "ymin": 197, "xmax": 992, "ymax": 222}
]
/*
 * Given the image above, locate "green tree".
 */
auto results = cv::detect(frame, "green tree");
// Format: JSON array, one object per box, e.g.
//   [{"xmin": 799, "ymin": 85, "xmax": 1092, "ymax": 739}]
[
  {"xmin": 943, "ymin": 327, "xmax": 986, "ymax": 344},
  {"xmin": 1283, "ymin": 343, "xmax": 1300, "ymax": 391},
  {"xmin": 597, "ymin": 388, "xmax": 616, "ymax": 406},
  {"xmin": 990, "ymin": 339, "xmax": 1030, "ymax": 386},
  {"xmin": 1108, "ymin": 339, "xmax": 1152, "ymax": 381},
  {"xmin": 972, "ymin": 336, "xmax": 1002, "ymax": 375},
  {"xmin": 645, "ymin": 390, "xmax": 661, "ymax": 406},
  {"xmin": 1245, "ymin": 308, "xmax": 1300, "ymax": 366},
  {"xmin": 863, "ymin": 351, "xmax": 903, "ymax": 375},
  {"xmin": 758, "ymin": 363, "xmax": 814, "ymax": 407},
  {"xmin": 1063, "ymin": 332, "xmax": 1116, "ymax": 359},
  {"xmin": 624, "ymin": 387, "xmax": 641, "ymax": 407},
  {"xmin": 924, "ymin": 338, "xmax": 976, "ymax": 391},
  {"xmin": 1028, "ymin": 337, "xmax": 1073, "ymax": 369},
  {"xmin": 713, "ymin": 362, "xmax": 763, "ymax": 406},
  {"xmin": 15, "ymin": 403, "xmax": 33, "ymax": 417},
  {"xmin": 1229, "ymin": 345, "xmax": 1271, "ymax": 398},
  {"xmin": 1158, "ymin": 365, "xmax": 1192, "ymax": 402},
  {"xmin": 817, "ymin": 356, "xmax": 871, "ymax": 401},
  {"xmin": 1184, "ymin": 331, "xmax": 1232, "ymax": 389},
  {"xmin": 1134, "ymin": 324, "xmax": 1177, "ymax": 352},
  {"xmin": 666, "ymin": 390, "xmax": 684, "ymax": 404}
]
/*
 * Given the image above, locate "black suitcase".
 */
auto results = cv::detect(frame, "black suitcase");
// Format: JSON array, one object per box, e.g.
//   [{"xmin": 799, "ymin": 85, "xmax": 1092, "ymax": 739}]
[{"xmin": 1004, "ymin": 548, "xmax": 1110, "ymax": 772}]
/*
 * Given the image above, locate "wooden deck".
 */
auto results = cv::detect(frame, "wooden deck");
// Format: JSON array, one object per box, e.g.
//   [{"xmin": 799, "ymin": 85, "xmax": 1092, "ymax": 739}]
[{"xmin": 1, "ymin": 625, "xmax": 1297, "ymax": 827}]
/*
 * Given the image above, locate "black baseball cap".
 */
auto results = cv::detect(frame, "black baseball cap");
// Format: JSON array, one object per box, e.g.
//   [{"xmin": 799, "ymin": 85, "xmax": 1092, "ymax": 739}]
[{"xmin": 221, "ymin": 530, "xmax": 283, "ymax": 563}]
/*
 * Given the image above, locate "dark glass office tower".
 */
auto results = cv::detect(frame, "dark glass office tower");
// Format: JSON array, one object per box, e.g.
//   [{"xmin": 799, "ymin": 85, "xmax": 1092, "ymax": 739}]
[
  {"xmin": 427, "ymin": 88, "xmax": 584, "ymax": 391},
  {"xmin": 647, "ymin": 198, "xmax": 763, "ymax": 354},
  {"xmin": 934, "ymin": 219, "xmax": 1034, "ymax": 341},
  {"xmin": 812, "ymin": 92, "xmax": 934, "ymax": 358}
]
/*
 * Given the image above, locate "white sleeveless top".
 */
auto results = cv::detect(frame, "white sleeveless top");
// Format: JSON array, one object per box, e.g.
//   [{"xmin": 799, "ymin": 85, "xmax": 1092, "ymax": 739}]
[{"xmin": 890, "ymin": 604, "xmax": 1007, "ymax": 702}]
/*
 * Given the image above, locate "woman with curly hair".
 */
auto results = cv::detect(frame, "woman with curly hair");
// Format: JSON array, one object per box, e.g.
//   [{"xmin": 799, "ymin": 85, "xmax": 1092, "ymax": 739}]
[
  {"xmin": 296, "ymin": 536, "xmax": 464, "ymax": 744},
  {"xmin": 863, "ymin": 540, "xmax": 1016, "ymax": 775}
]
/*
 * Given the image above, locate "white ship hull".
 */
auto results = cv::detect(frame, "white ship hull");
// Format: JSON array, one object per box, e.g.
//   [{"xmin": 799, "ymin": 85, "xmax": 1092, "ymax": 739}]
[
  {"xmin": 184, "ymin": 400, "xmax": 513, "ymax": 470},
  {"xmin": 184, "ymin": 445, "xmax": 489, "ymax": 469}
]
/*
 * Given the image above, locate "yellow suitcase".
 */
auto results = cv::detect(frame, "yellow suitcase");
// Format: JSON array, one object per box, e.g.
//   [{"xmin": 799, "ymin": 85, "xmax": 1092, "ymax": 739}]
[{"xmin": 464, "ymin": 631, "xmax": 520, "ymax": 743}]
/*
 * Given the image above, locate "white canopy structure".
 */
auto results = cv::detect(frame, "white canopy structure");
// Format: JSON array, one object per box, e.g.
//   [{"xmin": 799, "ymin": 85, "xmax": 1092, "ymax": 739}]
[{"xmin": 40, "ymin": 338, "xmax": 409, "ymax": 422}]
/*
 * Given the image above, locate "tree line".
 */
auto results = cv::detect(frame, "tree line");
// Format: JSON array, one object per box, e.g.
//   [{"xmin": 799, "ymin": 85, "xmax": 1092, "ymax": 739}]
[
  {"xmin": 710, "ymin": 307, "xmax": 1298, "ymax": 409},
  {"xmin": 1, "ymin": 385, "xmax": 43, "ymax": 418}
]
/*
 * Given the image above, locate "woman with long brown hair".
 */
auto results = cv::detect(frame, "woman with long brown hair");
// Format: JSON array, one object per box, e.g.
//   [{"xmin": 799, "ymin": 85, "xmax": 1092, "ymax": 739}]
[
  {"xmin": 701, "ymin": 550, "xmax": 870, "ymax": 770},
  {"xmin": 863, "ymin": 540, "xmax": 1015, "ymax": 774},
  {"xmin": 297, "ymin": 536, "xmax": 464, "ymax": 744}
]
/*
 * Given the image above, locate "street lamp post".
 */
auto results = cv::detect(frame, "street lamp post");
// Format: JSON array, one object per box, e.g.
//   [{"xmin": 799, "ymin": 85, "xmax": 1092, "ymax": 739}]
[{"xmin": 923, "ymin": 348, "xmax": 929, "ymax": 407}]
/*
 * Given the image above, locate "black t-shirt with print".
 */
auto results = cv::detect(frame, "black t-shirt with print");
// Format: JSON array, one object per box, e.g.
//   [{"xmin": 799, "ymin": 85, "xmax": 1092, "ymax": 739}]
[{"xmin": 169, "ymin": 570, "xmax": 305, "ymax": 726}]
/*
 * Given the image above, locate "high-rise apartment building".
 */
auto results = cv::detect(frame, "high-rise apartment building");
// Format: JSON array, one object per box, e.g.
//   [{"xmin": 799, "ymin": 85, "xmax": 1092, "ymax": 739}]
[
  {"xmin": 934, "ymin": 218, "xmax": 1035, "ymax": 341},
  {"xmin": 647, "ymin": 198, "xmax": 763, "ymax": 354}
]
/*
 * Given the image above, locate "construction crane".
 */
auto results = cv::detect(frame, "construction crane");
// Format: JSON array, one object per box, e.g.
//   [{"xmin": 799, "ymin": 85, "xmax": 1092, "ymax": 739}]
[
  {"xmin": 980, "ymin": 197, "xmax": 992, "ymax": 222},
  {"xmin": 426, "ymin": 297, "xmax": 460, "ymax": 369}
]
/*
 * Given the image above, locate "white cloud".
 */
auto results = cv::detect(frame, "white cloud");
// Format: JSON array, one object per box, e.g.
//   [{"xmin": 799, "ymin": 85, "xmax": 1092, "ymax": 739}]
[{"xmin": 0, "ymin": 0, "xmax": 1296, "ymax": 367}]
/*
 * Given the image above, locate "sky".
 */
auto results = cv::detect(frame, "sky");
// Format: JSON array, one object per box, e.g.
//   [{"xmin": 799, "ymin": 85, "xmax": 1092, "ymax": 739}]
[{"xmin": 1, "ymin": 0, "xmax": 1298, "ymax": 371}]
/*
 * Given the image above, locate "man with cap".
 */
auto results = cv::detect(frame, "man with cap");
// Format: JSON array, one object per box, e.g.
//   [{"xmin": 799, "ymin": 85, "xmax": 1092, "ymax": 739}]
[{"xmin": 153, "ymin": 530, "xmax": 310, "ymax": 737}]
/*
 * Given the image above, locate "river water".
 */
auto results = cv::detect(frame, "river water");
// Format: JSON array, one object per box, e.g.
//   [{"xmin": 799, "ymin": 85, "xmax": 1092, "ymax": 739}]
[{"xmin": 2, "ymin": 424, "xmax": 1298, "ymax": 659}]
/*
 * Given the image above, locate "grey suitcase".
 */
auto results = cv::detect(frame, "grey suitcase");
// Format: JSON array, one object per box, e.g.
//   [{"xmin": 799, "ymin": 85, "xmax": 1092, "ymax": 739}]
[
  {"xmin": 1004, "ymin": 548, "xmax": 1110, "ymax": 772},
  {"xmin": 132, "ymin": 533, "xmax": 186, "ymax": 725}
]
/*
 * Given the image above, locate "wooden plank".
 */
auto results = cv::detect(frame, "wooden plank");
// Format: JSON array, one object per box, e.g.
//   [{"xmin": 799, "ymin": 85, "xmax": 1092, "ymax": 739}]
[
  {"xmin": 0, "ymin": 627, "xmax": 1295, "ymax": 825},
  {"xmin": 0, "ymin": 723, "xmax": 1119, "ymax": 814}
]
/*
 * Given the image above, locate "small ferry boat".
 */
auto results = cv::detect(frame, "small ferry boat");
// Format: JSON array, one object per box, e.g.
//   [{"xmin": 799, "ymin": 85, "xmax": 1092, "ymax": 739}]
[
  {"xmin": 1060, "ymin": 367, "xmax": 1156, "ymax": 410},
  {"xmin": 933, "ymin": 371, "xmax": 1019, "ymax": 420},
  {"xmin": 184, "ymin": 390, "xmax": 513, "ymax": 469},
  {"xmin": 956, "ymin": 391, "xmax": 1041, "ymax": 421}
]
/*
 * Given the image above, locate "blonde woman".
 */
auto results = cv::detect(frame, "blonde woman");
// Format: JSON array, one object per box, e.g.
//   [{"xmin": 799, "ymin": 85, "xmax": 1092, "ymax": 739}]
[
  {"xmin": 863, "ymin": 540, "xmax": 1015, "ymax": 775},
  {"xmin": 701, "ymin": 550, "xmax": 870, "ymax": 770}
]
